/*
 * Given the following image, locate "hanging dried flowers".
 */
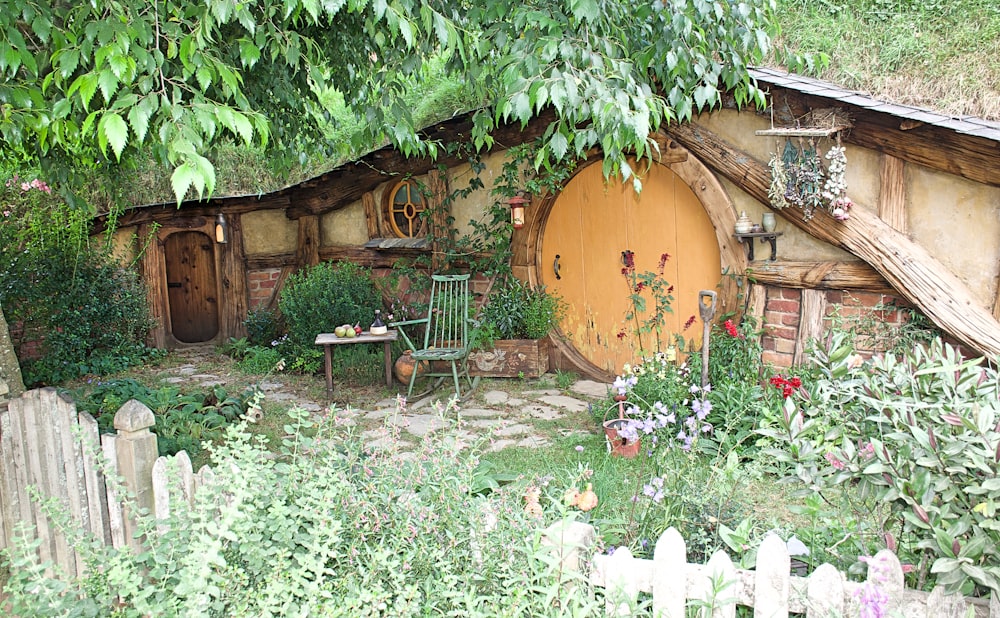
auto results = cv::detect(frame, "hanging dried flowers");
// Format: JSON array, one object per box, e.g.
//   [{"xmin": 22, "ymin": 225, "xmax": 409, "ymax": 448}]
[{"xmin": 768, "ymin": 135, "xmax": 853, "ymax": 222}]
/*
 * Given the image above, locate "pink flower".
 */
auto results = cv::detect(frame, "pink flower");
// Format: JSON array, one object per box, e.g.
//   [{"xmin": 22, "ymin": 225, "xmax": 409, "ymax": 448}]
[{"xmin": 825, "ymin": 452, "xmax": 846, "ymax": 471}]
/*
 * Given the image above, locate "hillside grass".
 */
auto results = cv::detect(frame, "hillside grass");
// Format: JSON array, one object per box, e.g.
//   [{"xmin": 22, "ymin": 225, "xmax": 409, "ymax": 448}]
[{"xmin": 770, "ymin": 0, "xmax": 1000, "ymax": 120}]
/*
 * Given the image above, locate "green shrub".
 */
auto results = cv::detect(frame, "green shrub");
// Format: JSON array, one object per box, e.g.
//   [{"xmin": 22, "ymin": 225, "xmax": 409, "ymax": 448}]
[
  {"xmin": 1, "ymin": 407, "xmax": 603, "ymax": 616},
  {"xmin": 244, "ymin": 307, "xmax": 282, "ymax": 346},
  {"xmin": 278, "ymin": 261, "xmax": 381, "ymax": 350},
  {"xmin": 1, "ymin": 170, "xmax": 158, "ymax": 386},
  {"xmin": 477, "ymin": 280, "xmax": 565, "ymax": 344},
  {"xmin": 71, "ymin": 379, "xmax": 249, "ymax": 457},
  {"xmin": 762, "ymin": 334, "xmax": 1000, "ymax": 596}
]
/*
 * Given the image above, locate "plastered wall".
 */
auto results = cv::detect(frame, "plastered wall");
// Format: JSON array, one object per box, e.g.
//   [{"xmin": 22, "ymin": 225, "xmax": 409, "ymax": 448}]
[
  {"xmin": 699, "ymin": 109, "xmax": 1000, "ymax": 305},
  {"xmin": 242, "ymin": 210, "xmax": 297, "ymax": 255}
]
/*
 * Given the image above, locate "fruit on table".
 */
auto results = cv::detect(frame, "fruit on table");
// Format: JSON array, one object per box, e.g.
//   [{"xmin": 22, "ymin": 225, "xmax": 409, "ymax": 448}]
[
  {"xmin": 344, "ymin": 324, "xmax": 356, "ymax": 338},
  {"xmin": 334, "ymin": 325, "xmax": 347, "ymax": 337},
  {"xmin": 354, "ymin": 323, "xmax": 363, "ymax": 336}
]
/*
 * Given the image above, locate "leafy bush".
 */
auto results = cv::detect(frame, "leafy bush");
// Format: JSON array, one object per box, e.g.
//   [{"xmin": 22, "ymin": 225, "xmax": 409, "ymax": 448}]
[
  {"xmin": 1, "ymin": 407, "xmax": 603, "ymax": 616},
  {"xmin": 278, "ymin": 262, "xmax": 381, "ymax": 368},
  {"xmin": 1, "ymin": 172, "xmax": 157, "ymax": 385},
  {"xmin": 244, "ymin": 307, "xmax": 282, "ymax": 346},
  {"xmin": 72, "ymin": 378, "xmax": 249, "ymax": 457},
  {"xmin": 762, "ymin": 334, "xmax": 1000, "ymax": 596},
  {"xmin": 477, "ymin": 280, "xmax": 565, "ymax": 345}
]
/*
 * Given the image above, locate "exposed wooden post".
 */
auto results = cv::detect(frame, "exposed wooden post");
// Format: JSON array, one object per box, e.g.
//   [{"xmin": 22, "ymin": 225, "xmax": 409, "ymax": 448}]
[
  {"xmin": 668, "ymin": 121, "xmax": 1000, "ymax": 358},
  {"xmin": 878, "ymin": 154, "xmax": 907, "ymax": 233},
  {"xmin": 794, "ymin": 289, "xmax": 827, "ymax": 366},
  {"xmin": 296, "ymin": 215, "xmax": 321, "ymax": 268},
  {"xmin": 112, "ymin": 400, "xmax": 158, "ymax": 553},
  {"xmin": 362, "ymin": 191, "xmax": 381, "ymax": 239},
  {"xmin": 218, "ymin": 212, "xmax": 249, "ymax": 341},
  {"xmin": 138, "ymin": 223, "xmax": 168, "ymax": 348},
  {"xmin": 426, "ymin": 172, "xmax": 451, "ymax": 271}
]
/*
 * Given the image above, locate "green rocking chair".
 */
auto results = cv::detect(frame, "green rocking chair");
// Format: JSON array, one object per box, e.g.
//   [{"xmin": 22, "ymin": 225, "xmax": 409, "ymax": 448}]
[{"xmin": 390, "ymin": 274, "xmax": 479, "ymax": 400}]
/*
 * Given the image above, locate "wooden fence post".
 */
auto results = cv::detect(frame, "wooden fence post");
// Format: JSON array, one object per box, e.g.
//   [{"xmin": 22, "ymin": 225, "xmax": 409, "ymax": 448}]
[
  {"xmin": 754, "ymin": 533, "xmax": 790, "ymax": 618},
  {"xmin": 112, "ymin": 399, "xmax": 158, "ymax": 553},
  {"xmin": 541, "ymin": 518, "xmax": 596, "ymax": 580},
  {"xmin": 652, "ymin": 527, "xmax": 687, "ymax": 618}
]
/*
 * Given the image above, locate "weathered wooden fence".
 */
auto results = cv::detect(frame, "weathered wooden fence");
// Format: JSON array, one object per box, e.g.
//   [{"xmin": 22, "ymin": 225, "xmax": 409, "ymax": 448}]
[
  {"xmin": 544, "ymin": 521, "xmax": 999, "ymax": 617},
  {"xmin": 0, "ymin": 388, "xmax": 212, "ymax": 576}
]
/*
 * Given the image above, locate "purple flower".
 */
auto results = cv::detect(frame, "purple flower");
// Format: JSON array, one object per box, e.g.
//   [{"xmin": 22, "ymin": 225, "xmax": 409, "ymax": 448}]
[
  {"xmin": 685, "ymin": 415, "xmax": 698, "ymax": 430},
  {"xmin": 575, "ymin": 445, "xmax": 584, "ymax": 453},
  {"xmin": 855, "ymin": 582, "xmax": 888, "ymax": 618}
]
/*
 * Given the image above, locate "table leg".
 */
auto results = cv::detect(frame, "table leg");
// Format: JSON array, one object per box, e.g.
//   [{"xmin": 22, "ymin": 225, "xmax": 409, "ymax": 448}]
[
  {"xmin": 383, "ymin": 341, "xmax": 393, "ymax": 387},
  {"xmin": 324, "ymin": 344, "xmax": 333, "ymax": 393}
]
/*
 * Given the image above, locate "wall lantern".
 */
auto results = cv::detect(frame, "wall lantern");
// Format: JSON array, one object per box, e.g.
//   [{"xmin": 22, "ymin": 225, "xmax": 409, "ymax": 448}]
[
  {"xmin": 215, "ymin": 213, "xmax": 228, "ymax": 244},
  {"xmin": 508, "ymin": 195, "xmax": 529, "ymax": 230}
]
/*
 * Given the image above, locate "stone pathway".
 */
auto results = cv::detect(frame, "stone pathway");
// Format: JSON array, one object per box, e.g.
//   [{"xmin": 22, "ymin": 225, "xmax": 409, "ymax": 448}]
[{"xmin": 160, "ymin": 346, "xmax": 613, "ymax": 452}]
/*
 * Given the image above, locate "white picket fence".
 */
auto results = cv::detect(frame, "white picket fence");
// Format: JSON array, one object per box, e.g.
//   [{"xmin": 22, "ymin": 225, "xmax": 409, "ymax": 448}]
[
  {"xmin": 582, "ymin": 525, "xmax": 998, "ymax": 617},
  {"xmin": 0, "ymin": 388, "xmax": 214, "ymax": 576}
]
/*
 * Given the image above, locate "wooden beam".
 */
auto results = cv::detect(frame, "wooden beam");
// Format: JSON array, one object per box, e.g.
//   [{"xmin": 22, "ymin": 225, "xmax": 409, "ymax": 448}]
[
  {"xmin": 878, "ymin": 154, "xmax": 906, "ymax": 233},
  {"xmin": 667, "ymin": 121, "xmax": 1000, "ymax": 357},
  {"xmin": 750, "ymin": 261, "xmax": 893, "ymax": 292},
  {"xmin": 794, "ymin": 289, "xmax": 827, "ymax": 366}
]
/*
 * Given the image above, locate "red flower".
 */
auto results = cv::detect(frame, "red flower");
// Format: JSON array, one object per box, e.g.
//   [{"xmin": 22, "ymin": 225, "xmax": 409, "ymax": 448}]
[
  {"xmin": 617, "ymin": 330, "xmax": 626, "ymax": 340},
  {"xmin": 658, "ymin": 253, "xmax": 670, "ymax": 273},
  {"xmin": 769, "ymin": 374, "xmax": 802, "ymax": 399},
  {"xmin": 634, "ymin": 282, "xmax": 646, "ymax": 293},
  {"xmin": 683, "ymin": 315, "xmax": 696, "ymax": 330},
  {"xmin": 723, "ymin": 319, "xmax": 739, "ymax": 337}
]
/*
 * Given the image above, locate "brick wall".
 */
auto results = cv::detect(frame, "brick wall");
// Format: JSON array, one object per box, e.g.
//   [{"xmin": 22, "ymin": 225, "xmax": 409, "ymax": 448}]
[
  {"xmin": 761, "ymin": 287, "xmax": 801, "ymax": 367},
  {"xmin": 247, "ymin": 268, "xmax": 281, "ymax": 309},
  {"xmin": 759, "ymin": 286, "xmax": 914, "ymax": 368}
]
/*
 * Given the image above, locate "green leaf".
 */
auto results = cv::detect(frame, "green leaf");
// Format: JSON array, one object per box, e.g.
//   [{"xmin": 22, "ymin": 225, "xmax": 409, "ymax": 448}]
[
  {"xmin": 511, "ymin": 92, "xmax": 531, "ymax": 123},
  {"xmin": 127, "ymin": 104, "xmax": 150, "ymax": 143},
  {"xmin": 238, "ymin": 39, "xmax": 261, "ymax": 69},
  {"xmin": 569, "ymin": 0, "xmax": 599, "ymax": 22},
  {"xmin": 170, "ymin": 161, "xmax": 199, "ymax": 203},
  {"xmin": 98, "ymin": 69, "xmax": 118, "ymax": 104},
  {"xmin": 98, "ymin": 112, "xmax": 128, "ymax": 159},
  {"xmin": 548, "ymin": 131, "xmax": 568, "ymax": 160}
]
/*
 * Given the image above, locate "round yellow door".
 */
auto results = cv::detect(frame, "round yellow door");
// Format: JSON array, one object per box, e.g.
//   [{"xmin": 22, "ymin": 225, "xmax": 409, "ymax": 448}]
[{"xmin": 540, "ymin": 160, "xmax": 721, "ymax": 375}]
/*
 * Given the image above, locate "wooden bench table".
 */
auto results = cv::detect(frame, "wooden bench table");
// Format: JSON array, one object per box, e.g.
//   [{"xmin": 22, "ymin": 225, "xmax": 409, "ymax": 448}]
[{"xmin": 315, "ymin": 330, "xmax": 398, "ymax": 393}]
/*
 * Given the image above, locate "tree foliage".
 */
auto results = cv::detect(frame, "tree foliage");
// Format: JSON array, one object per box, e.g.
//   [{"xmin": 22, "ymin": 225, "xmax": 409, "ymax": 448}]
[{"xmin": 1, "ymin": 0, "xmax": 783, "ymax": 205}]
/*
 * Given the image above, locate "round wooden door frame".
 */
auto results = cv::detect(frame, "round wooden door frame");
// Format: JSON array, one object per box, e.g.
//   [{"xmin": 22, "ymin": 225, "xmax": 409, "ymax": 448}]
[{"xmin": 525, "ymin": 139, "xmax": 747, "ymax": 381}]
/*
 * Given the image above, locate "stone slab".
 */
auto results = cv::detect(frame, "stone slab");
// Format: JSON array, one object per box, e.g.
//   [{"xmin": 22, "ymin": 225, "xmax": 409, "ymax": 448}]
[
  {"xmin": 482, "ymin": 390, "xmax": 509, "ymax": 405},
  {"xmin": 571, "ymin": 380, "xmax": 612, "ymax": 399},
  {"xmin": 523, "ymin": 405, "xmax": 563, "ymax": 421},
  {"xmin": 537, "ymin": 395, "xmax": 589, "ymax": 413}
]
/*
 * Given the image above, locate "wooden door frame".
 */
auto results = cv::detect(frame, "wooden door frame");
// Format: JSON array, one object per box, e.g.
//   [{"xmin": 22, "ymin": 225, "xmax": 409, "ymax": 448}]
[
  {"xmin": 517, "ymin": 137, "xmax": 747, "ymax": 380},
  {"xmin": 143, "ymin": 217, "xmax": 229, "ymax": 348}
]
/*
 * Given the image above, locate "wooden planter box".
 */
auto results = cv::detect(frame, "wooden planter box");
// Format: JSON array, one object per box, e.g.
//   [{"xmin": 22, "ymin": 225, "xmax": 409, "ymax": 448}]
[{"xmin": 468, "ymin": 339, "xmax": 549, "ymax": 378}]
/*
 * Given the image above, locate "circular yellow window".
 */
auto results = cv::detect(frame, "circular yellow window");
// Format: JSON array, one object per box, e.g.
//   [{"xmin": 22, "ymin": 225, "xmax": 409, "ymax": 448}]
[{"xmin": 387, "ymin": 180, "xmax": 426, "ymax": 238}]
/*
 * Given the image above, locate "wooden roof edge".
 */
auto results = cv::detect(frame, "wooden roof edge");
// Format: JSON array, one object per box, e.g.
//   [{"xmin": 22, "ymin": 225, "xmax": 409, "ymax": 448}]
[{"xmin": 750, "ymin": 67, "xmax": 1000, "ymax": 143}]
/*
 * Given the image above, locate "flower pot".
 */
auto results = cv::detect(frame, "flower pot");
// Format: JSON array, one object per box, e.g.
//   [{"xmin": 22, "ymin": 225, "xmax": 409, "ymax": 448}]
[
  {"xmin": 394, "ymin": 350, "xmax": 428, "ymax": 384},
  {"xmin": 602, "ymin": 418, "xmax": 641, "ymax": 458}
]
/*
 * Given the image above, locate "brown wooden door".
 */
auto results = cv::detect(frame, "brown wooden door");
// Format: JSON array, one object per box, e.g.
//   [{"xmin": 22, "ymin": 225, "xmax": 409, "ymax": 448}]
[
  {"xmin": 164, "ymin": 231, "xmax": 219, "ymax": 343},
  {"xmin": 540, "ymin": 160, "xmax": 720, "ymax": 375}
]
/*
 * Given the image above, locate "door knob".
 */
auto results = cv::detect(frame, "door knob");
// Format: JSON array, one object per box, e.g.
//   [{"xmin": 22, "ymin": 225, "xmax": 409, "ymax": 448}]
[{"xmin": 553, "ymin": 254, "xmax": 561, "ymax": 280}]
